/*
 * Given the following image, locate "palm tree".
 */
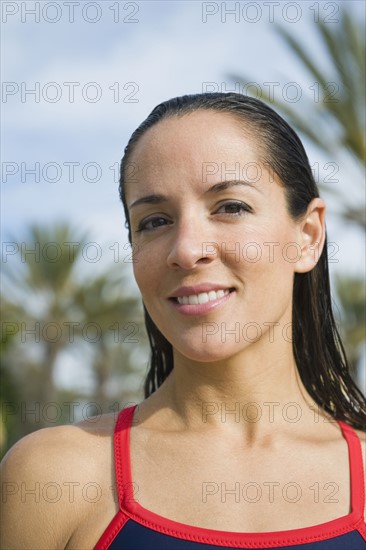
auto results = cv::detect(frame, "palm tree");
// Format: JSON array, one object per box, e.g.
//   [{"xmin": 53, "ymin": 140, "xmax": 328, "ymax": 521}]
[
  {"xmin": 73, "ymin": 270, "xmax": 148, "ymax": 410},
  {"xmin": 2, "ymin": 224, "xmax": 88, "ymax": 406},
  {"xmin": 228, "ymin": 4, "xmax": 365, "ymax": 386},
  {"xmin": 333, "ymin": 274, "xmax": 366, "ymax": 370},
  {"xmin": 229, "ymin": 5, "xmax": 365, "ymax": 228},
  {"xmin": 1, "ymin": 223, "xmax": 146, "ymax": 448}
]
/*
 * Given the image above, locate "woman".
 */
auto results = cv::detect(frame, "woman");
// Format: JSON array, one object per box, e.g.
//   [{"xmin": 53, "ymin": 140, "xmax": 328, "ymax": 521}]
[{"xmin": 1, "ymin": 93, "xmax": 365, "ymax": 549}]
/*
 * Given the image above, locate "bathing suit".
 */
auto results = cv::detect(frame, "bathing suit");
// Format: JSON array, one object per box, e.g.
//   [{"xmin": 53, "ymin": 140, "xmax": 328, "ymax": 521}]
[{"xmin": 94, "ymin": 404, "xmax": 366, "ymax": 549}]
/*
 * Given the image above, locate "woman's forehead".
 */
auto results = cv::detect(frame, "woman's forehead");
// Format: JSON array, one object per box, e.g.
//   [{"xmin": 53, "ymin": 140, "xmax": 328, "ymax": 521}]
[
  {"xmin": 128, "ymin": 110, "xmax": 259, "ymax": 174},
  {"xmin": 124, "ymin": 110, "xmax": 280, "ymax": 205}
]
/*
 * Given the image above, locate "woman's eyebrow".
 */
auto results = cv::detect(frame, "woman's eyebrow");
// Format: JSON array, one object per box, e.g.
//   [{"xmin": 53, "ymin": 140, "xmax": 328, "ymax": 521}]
[
  {"xmin": 129, "ymin": 193, "xmax": 168, "ymax": 210},
  {"xmin": 209, "ymin": 179, "xmax": 262, "ymax": 194},
  {"xmin": 129, "ymin": 180, "xmax": 261, "ymax": 210}
]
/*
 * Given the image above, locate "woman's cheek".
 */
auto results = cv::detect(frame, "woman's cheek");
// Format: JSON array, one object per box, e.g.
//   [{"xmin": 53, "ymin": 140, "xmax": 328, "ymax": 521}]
[
  {"xmin": 225, "ymin": 230, "xmax": 272, "ymax": 269},
  {"xmin": 132, "ymin": 245, "xmax": 158, "ymax": 287}
]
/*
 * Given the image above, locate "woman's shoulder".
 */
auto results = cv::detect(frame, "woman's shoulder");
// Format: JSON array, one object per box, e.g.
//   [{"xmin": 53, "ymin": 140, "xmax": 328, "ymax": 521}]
[
  {"xmin": 341, "ymin": 423, "xmax": 366, "ymax": 453},
  {"xmin": 2, "ymin": 411, "xmax": 117, "ymax": 471},
  {"xmin": 354, "ymin": 427, "xmax": 366, "ymax": 441},
  {"xmin": 0, "ymin": 413, "xmax": 118, "ymax": 549}
]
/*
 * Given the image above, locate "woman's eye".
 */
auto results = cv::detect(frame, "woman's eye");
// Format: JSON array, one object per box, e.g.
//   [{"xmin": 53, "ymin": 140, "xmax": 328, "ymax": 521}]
[
  {"xmin": 135, "ymin": 202, "xmax": 252, "ymax": 233},
  {"xmin": 216, "ymin": 201, "xmax": 252, "ymax": 215},
  {"xmin": 136, "ymin": 217, "xmax": 169, "ymax": 233}
]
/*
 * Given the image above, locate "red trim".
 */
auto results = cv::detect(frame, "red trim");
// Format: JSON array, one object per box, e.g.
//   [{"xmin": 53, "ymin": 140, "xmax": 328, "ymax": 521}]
[
  {"xmin": 94, "ymin": 510, "xmax": 129, "ymax": 550},
  {"xmin": 93, "ymin": 407, "xmax": 137, "ymax": 550},
  {"xmin": 337, "ymin": 420, "xmax": 365, "ymax": 516},
  {"xmin": 97, "ymin": 405, "xmax": 366, "ymax": 548}
]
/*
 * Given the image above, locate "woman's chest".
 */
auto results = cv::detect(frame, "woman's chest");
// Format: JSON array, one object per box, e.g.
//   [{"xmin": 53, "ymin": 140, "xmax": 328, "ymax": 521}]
[{"xmin": 128, "ymin": 428, "xmax": 351, "ymax": 532}]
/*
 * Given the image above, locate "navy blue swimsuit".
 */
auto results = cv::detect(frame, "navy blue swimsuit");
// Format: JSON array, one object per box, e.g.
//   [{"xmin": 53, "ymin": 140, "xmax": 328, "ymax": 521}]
[{"xmin": 95, "ymin": 404, "xmax": 366, "ymax": 549}]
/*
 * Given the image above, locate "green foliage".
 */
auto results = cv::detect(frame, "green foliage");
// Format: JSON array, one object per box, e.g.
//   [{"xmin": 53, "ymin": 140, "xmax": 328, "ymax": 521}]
[
  {"xmin": 229, "ymin": 4, "xmax": 365, "ymax": 388},
  {"xmin": 1, "ymin": 223, "xmax": 147, "ymax": 456},
  {"xmin": 229, "ymin": 5, "xmax": 365, "ymax": 229},
  {"xmin": 334, "ymin": 274, "xmax": 366, "ymax": 372}
]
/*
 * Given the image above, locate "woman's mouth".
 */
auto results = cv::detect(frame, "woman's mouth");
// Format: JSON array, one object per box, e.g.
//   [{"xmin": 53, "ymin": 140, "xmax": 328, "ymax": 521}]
[
  {"xmin": 169, "ymin": 288, "xmax": 235, "ymax": 315},
  {"xmin": 174, "ymin": 288, "xmax": 233, "ymax": 305}
]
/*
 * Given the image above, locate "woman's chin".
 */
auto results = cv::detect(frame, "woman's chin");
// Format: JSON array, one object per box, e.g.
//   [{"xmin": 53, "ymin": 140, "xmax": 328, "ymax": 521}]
[{"xmin": 173, "ymin": 340, "xmax": 247, "ymax": 364}]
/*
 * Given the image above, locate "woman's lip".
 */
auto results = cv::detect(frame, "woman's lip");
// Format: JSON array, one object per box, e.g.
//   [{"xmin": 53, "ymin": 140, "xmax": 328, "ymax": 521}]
[
  {"xmin": 168, "ymin": 289, "xmax": 235, "ymax": 316},
  {"xmin": 169, "ymin": 284, "xmax": 235, "ymax": 298}
]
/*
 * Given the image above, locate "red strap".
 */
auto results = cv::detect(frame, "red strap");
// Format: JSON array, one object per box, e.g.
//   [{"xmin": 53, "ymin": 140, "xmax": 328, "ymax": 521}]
[
  {"xmin": 114, "ymin": 404, "xmax": 138, "ymax": 506},
  {"xmin": 337, "ymin": 419, "xmax": 365, "ymax": 519},
  {"xmin": 93, "ymin": 405, "xmax": 138, "ymax": 550}
]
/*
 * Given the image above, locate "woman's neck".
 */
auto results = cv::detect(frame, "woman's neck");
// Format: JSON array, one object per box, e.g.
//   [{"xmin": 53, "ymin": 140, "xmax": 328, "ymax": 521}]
[{"xmin": 140, "ymin": 341, "xmax": 333, "ymax": 444}]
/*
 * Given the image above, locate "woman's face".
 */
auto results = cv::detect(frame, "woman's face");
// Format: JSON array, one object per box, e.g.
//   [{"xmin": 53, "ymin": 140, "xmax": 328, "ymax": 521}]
[{"xmin": 125, "ymin": 110, "xmax": 311, "ymax": 362}]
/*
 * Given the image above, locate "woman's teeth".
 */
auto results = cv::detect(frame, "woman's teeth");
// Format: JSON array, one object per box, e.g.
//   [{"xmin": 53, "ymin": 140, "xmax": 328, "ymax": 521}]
[{"xmin": 176, "ymin": 289, "xmax": 231, "ymax": 305}]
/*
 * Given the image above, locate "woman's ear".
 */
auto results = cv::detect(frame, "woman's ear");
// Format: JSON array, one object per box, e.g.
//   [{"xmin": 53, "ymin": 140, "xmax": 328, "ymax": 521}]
[{"xmin": 294, "ymin": 198, "xmax": 327, "ymax": 274}]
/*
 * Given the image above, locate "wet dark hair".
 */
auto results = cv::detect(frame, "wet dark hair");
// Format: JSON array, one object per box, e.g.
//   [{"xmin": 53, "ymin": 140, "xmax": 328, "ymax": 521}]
[{"xmin": 119, "ymin": 92, "xmax": 365, "ymax": 431}]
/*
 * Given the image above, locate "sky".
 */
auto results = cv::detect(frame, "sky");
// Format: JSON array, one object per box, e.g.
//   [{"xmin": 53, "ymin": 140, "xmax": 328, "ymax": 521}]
[
  {"xmin": 1, "ymin": 0, "xmax": 365, "ymax": 390},
  {"xmin": 2, "ymin": 1, "xmax": 364, "ymax": 278}
]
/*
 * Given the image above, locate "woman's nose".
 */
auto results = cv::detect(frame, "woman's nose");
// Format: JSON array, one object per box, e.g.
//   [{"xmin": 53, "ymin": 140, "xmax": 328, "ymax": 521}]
[{"xmin": 166, "ymin": 218, "xmax": 219, "ymax": 270}]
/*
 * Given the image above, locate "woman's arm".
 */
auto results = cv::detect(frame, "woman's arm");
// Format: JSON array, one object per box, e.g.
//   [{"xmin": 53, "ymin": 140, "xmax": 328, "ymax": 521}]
[{"xmin": 1, "ymin": 426, "xmax": 91, "ymax": 549}]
